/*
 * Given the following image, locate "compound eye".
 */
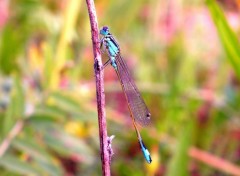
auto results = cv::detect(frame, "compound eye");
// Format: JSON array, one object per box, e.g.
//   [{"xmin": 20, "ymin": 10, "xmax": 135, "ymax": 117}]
[{"xmin": 103, "ymin": 26, "xmax": 109, "ymax": 32}]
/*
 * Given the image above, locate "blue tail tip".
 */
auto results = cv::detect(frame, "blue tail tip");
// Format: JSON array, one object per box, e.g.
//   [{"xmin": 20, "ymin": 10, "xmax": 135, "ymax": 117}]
[
  {"xmin": 139, "ymin": 140, "xmax": 152, "ymax": 164},
  {"xmin": 144, "ymin": 148, "xmax": 152, "ymax": 164}
]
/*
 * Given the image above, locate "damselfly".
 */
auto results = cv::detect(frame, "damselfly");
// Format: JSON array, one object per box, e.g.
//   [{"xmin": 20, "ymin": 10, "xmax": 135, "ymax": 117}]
[{"xmin": 100, "ymin": 26, "xmax": 152, "ymax": 164}]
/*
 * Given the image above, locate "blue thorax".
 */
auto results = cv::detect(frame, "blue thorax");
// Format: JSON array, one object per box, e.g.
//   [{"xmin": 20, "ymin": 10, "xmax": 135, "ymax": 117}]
[{"xmin": 100, "ymin": 26, "xmax": 119, "ymax": 70}]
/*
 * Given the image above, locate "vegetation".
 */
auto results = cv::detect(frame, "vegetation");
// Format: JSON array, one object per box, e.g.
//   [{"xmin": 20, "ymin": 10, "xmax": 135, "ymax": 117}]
[{"xmin": 0, "ymin": 0, "xmax": 239, "ymax": 175}]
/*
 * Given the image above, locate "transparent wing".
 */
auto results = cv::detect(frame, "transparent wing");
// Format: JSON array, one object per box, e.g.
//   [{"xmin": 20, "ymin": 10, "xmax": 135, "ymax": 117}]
[{"xmin": 115, "ymin": 54, "xmax": 151, "ymax": 126}]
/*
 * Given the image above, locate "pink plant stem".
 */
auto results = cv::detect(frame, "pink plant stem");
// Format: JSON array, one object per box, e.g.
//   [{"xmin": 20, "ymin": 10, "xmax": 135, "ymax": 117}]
[
  {"xmin": 0, "ymin": 120, "xmax": 24, "ymax": 157},
  {"xmin": 189, "ymin": 147, "xmax": 240, "ymax": 175},
  {"xmin": 85, "ymin": 0, "xmax": 111, "ymax": 175}
]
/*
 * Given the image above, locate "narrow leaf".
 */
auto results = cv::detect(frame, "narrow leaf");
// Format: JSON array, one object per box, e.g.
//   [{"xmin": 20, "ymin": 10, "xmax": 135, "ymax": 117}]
[
  {"xmin": 207, "ymin": 0, "xmax": 240, "ymax": 77},
  {"xmin": 0, "ymin": 155, "xmax": 41, "ymax": 176}
]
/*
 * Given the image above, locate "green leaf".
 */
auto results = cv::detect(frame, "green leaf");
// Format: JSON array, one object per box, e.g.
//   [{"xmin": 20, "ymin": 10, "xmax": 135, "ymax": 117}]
[
  {"xmin": 49, "ymin": 92, "xmax": 82, "ymax": 113},
  {"xmin": 0, "ymin": 0, "xmax": 43, "ymax": 74},
  {"xmin": 39, "ymin": 124, "xmax": 95, "ymax": 164},
  {"xmin": 35, "ymin": 159, "xmax": 63, "ymax": 176},
  {"xmin": 12, "ymin": 137, "xmax": 64, "ymax": 176},
  {"xmin": 0, "ymin": 169, "xmax": 20, "ymax": 176},
  {"xmin": 207, "ymin": 0, "xmax": 240, "ymax": 78},
  {"xmin": 0, "ymin": 112, "xmax": 5, "ymax": 142},
  {"xmin": 12, "ymin": 138, "xmax": 51, "ymax": 163},
  {"xmin": 47, "ymin": 92, "xmax": 97, "ymax": 122},
  {"xmin": 166, "ymin": 121, "xmax": 195, "ymax": 176},
  {"xmin": 29, "ymin": 105, "xmax": 67, "ymax": 123},
  {"xmin": 0, "ymin": 155, "xmax": 42, "ymax": 176},
  {"xmin": 2, "ymin": 76, "xmax": 25, "ymax": 136}
]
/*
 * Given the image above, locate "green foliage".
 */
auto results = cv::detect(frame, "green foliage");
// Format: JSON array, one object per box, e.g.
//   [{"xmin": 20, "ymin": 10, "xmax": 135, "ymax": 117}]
[
  {"xmin": 1, "ymin": 76, "xmax": 24, "ymax": 138},
  {"xmin": 0, "ymin": 0, "xmax": 239, "ymax": 175},
  {"xmin": 167, "ymin": 121, "xmax": 195, "ymax": 176},
  {"xmin": 0, "ymin": 155, "xmax": 42, "ymax": 176},
  {"xmin": 207, "ymin": 0, "xmax": 240, "ymax": 78}
]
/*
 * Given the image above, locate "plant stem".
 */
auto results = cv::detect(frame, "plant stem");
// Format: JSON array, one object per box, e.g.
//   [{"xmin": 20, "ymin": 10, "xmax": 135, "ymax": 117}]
[
  {"xmin": 189, "ymin": 147, "xmax": 240, "ymax": 175},
  {"xmin": 85, "ymin": 0, "xmax": 111, "ymax": 175},
  {"xmin": 0, "ymin": 120, "xmax": 24, "ymax": 158}
]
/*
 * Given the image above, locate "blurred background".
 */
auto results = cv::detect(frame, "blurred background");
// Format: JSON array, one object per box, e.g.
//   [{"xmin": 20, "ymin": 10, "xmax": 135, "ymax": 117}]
[{"xmin": 0, "ymin": 0, "xmax": 239, "ymax": 175}]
